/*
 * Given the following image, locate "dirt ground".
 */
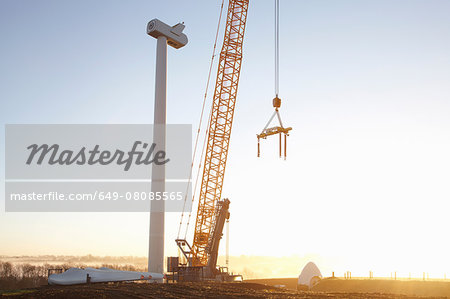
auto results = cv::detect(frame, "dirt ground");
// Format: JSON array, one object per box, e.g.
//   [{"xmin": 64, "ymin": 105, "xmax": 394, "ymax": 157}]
[{"xmin": 1, "ymin": 281, "xmax": 447, "ymax": 299}]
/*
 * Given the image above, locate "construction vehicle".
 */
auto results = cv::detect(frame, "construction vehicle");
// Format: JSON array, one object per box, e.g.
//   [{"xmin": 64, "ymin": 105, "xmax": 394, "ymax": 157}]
[
  {"xmin": 174, "ymin": 199, "xmax": 241, "ymax": 281},
  {"xmin": 170, "ymin": 0, "xmax": 290, "ymax": 282},
  {"xmin": 170, "ymin": 0, "xmax": 249, "ymax": 282}
]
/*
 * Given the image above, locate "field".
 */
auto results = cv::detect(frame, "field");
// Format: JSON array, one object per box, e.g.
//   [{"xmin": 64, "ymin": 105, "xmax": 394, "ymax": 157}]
[
  {"xmin": 2, "ymin": 257, "xmax": 449, "ymax": 298},
  {"xmin": 247, "ymin": 278, "xmax": 450, "ymax": 298},
  {"xmin": 312, "ymin": 278, "xmax": 450, "ymax": 298},
  {"xmin": 1, "ymin": 281, "xmax": 449, "ymax": 299}
]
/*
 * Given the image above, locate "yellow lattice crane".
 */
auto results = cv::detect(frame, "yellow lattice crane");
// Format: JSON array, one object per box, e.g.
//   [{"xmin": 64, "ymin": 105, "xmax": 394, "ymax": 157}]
[
  {"xmin": 191, "ymin": 0, "xmax": 248, "ymax": 268},
  {"xmin": 174, "ymin": 0, "xmax": 291, "ymax": 281},
  {"xmin": 175, "ymin": 0, "xmax": 249, "ymax": 280}
]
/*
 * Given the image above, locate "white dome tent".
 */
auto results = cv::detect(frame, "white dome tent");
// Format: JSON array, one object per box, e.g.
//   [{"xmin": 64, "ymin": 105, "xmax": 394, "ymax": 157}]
[{"xmin": 297, "ymin": 262, "xmax": 322, "ymax": 290}]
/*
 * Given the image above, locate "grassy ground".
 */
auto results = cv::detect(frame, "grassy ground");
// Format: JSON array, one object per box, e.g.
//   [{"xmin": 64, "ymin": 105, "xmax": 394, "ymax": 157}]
[
  {"xmin": 312, "ymin": 278, "xmax": 450, "ymax": 298},
  {"xmin": 247, "ymin": 277, "xmax": 450, "ymax": 297},
  {"xmin": 245, "ymin": 278, "xmax": 298, "ymax": 290}
]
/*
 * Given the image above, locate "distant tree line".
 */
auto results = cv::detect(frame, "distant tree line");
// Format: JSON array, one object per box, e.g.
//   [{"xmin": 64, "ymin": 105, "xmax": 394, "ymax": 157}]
[
  {"xmin": 0, "ymin": 255, "xmax": 147, "ymax": 265},
  {"xmin": 0, "ymin": 261, "xmax": 146, "ymax": 291}
]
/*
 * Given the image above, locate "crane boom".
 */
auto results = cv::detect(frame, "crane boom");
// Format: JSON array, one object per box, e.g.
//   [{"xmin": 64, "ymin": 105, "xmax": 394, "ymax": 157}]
[{"xmin": 191, "ymin": 0, "xmax": 249, "ymax": 267}]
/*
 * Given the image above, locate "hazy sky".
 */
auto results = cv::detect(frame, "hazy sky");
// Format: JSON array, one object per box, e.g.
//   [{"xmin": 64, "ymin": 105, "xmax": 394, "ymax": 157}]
[{"xmin": 1, "ymin": 0, "xmax": 450, "ymax": 278}]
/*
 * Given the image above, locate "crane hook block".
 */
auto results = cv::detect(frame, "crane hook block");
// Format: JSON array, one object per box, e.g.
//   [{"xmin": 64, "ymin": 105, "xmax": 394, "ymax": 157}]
[{"xmin": 273, "ymin": 97, "xmax": 281, "ymax": 108}]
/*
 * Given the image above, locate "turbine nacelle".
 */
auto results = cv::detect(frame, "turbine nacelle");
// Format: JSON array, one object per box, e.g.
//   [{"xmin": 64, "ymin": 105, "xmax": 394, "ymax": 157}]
[{"xmin": 147, "ymin": 19, "xmax": 188, "ymax": 49}]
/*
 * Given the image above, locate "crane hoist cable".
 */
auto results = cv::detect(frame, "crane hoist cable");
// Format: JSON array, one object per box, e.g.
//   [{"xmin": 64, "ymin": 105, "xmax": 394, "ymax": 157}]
[
  {"xmin": 177, "ymin": 0, "xmax": 225, "ymax": 240},
  {"xmin": 275, "ymin": 0, "xmax": 279, "ymax": 98},
  {"xmin": 257, "ymin": 0, "xmax": 292, "ymax": 159}
]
